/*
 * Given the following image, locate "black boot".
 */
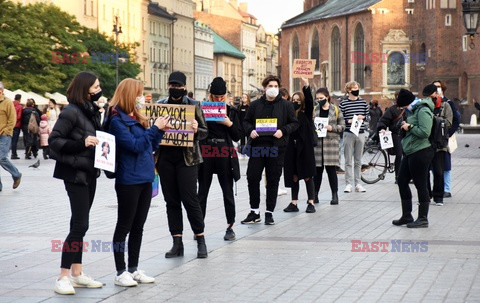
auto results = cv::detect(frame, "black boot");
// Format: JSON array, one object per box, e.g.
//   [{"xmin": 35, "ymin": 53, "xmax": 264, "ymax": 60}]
[
  {"xmin": 165, "ymin": 236, "xmax": 183, "ymax": 258},
  {"xmin": 392, "ymin": 200, "xmax": 414, "ymax": 226},
  {"xmin": 196, "ymin": 235, "xmax": 208, "ymax": 258},
  {"xmin": 330, "ymin": 192, "xmax": 339, "ymax": 205},
  {"xmin": 407, "ymin": 202, "xmax": 429, "ymax": 228}
]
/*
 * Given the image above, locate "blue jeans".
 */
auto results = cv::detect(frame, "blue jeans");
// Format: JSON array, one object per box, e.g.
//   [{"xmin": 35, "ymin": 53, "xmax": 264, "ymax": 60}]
[{"xmin": 0, "ymin": 136, "xmax": 21, "ymax": 190}]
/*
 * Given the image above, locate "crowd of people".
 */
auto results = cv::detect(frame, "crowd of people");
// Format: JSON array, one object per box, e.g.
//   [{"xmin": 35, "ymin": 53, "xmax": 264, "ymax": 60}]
[{"xmin": 0, "ymin": 71, "xmax": 460, "ymax": 295}]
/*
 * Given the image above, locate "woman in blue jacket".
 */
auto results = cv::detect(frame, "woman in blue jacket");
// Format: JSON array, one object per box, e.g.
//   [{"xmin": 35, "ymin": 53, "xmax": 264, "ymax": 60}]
[{"xmin": 106, "ymin": 78, "xmax": 171, "ymax": 287}]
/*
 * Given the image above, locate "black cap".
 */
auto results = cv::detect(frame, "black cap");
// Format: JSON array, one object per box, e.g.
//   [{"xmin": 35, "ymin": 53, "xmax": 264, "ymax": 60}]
[
  {"xmin": 209, "ymin": 77, "xmax": 227, "ymax": 95},
  {"xmin": 396, "ymin": 89, "xmax": 415, "ymax": 107},
  {"xmin": 422, "ymin": 84, "xmax": 437, "ymax": 97},
  {"xmin": 168, "ymin": 71, "xmax": 186, "ymax": 86}
]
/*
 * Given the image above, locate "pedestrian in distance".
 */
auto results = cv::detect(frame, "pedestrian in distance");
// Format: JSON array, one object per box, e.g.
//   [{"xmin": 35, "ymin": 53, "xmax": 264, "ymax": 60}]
[
  {"xmin": 0, "ymin": 82, "xmax": 22, "ymax": 192},
  {"xmin": 237, "ymin": 92, "xmax": 251, "ymax": 152},
  {"xmin": 10, "ymin": 94, "xmax": 22, "ymax": 160},
  {"xmin": 38, "ymin": 114, "xmax": 51, "ymax": 160},
  {"xmin": 283, "ymin": 77, "xmax": 317, "ymax": 213},
  {"xmin": 198, "ymin": 77, "xmax": 242, "ymax": 241},
  {"xmin": 21, "ymin": 98, "xmax": 40, "ymax": 159},
  {"xmin": 393, "ymin": 85, "xmax": 436, "ymax": 228},
  {"xmin": 49, "ymin": 71, "xmax": 103, "ymax": 295},
  {"xmin": 105, "ymin": 78, "xmax": 171, "ymax": 287},
  {"xmin": 155, "ymin": 71, "xmax": 209, "ymax": 259}
]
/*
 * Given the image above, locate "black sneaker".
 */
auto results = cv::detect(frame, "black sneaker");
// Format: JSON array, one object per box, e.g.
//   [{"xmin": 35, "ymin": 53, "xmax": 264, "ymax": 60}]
[
  {"xmin": 335, "ymin": 166, "xmax": 345, "ymax": 174},
  {"xmin": 265, "ymin": 213, "xmax": 275, "ymax": 225},
  {"xmin": 224, "ymin": 227, "xmax": 236, "ymax": 241},
  {"xmin": 306, "ymin": 203, "xmax": 316, "ymax": 213},
  {"xmin": 241, "ymin": 211, "xmax": 261, "ymax": 224},
  {"xmin": 283, "ymin": 203, "xmax": 299, "ymax": 212}
]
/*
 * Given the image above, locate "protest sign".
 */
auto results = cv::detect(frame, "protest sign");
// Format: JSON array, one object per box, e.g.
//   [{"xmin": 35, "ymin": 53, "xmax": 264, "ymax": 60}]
[
  {"xmin": 94, "ymin": 131, "xmax": 116, "ymax": 172},
  {"xmin": 379, "ymin": 130, "xmax": 394, "ymax": 150},
  {"xmin": 256, "ymin": 118, "xmax": 277, "ymax": 136},
  {"xmin": 143, "ymin": 104, "xmax": 195, "ymax": 147},
  {"xmin": 314, "ymin": 117, "xmax": 329, "ymax": 138},
  {"xmin": 202, "ymin": 102, "xmax": 226, "ymax": 121},
  {"xmin": 292, "ymin": 59, "xmax": 316, "ymax": 79},
  {"xmin": 350, "ymin": 115, "xmax": 363, "ymax": 137}
]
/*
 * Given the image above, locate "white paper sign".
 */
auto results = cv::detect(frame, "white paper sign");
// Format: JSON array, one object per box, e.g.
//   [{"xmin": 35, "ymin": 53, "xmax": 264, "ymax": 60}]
[
  {"xmin": 314, "ymin": 117, "xmax": 329, "ymax": 138},
  {"xmin": 350, "ymin": 115, "xmax": 363, "ymax": 137},
  {"xmin": 379, "ymin": 131, "xmax": 394, "ymax": 150},
  {"xmin": 94, "ymin": 131, "xmax": 116, "ymax": 172}
]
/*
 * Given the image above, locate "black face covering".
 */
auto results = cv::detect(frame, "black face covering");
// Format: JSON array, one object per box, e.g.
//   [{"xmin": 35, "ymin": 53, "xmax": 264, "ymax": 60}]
[
  {"xmin": 293, "ymin": 102, "xmax": 301, "ymax": 110},
  {"xmin": 351, "ymin": 90, "xmax": 360, "ymax": 97},
  {"xmin": 169, "ymin": 88, "xmax": 186, "ymax": 100},
  {"xmin": 89, "ymin": 90, "xmax": 102, "ymax": 102},
  {"xmin": 317, "ymin": 99, "xmax": 327, "ymax": 107}
]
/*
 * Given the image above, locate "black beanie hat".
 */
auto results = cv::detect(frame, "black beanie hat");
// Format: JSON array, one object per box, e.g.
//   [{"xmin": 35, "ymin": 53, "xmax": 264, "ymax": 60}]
[
  {"xmin": 422, "ymin": 84, "xmax": 437, "ymax": 97},
  {"xmin": 209, "ymin": 77, "xmax": 227, "ymax": 95},
  {"xmin": 396, "ymin": 89, "xmax": 415, "ymax": 107}
]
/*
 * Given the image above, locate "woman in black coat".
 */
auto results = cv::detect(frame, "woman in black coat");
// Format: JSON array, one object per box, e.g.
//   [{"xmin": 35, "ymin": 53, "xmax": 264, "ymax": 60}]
[
  {"xmin": 283, "ymin": 77, "xmax": 317, "ymax": 213},
  {"xmin": 237, "ymin": 93, "xmax": 250, "ymax": 150},
  {"xmin": 49, "ymin": 71, "xmax": 103, "ymax": 295}
]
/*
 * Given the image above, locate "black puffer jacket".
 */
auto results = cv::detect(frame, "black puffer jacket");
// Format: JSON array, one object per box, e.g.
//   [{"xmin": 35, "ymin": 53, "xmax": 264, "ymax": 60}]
[{"xmin": 49, "ymin": 102, "xmax": 101, "ymax": 185}]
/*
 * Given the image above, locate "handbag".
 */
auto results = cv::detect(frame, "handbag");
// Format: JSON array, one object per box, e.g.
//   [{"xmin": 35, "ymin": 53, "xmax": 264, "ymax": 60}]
[
  {"xmin": 28, "ymin": 112, "xmax": 39, "ymax": 133},
  {"xmin": 151, "ymin": 168, "xmax": 159, "ymax": 198}
]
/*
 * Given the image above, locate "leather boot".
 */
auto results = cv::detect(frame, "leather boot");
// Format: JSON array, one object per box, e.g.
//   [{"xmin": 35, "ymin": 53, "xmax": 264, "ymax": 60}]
[
  {"xmin": 196, "ymin": 235, "xmax": 208, "ymax": 258},
  {"xmin": 407, "ymin": 202, "xmax": 429, "ymax": 228},
  {"xmin": 165, "ymin": 236, "xmax": 184, "ymax": 258},
  {"xmin": 392, "ymin": 200, "xmax": 414, "ymax": 226},
  {"xmin": 330, "ymin": 191, "xmax": 339, "ymax": 205}
]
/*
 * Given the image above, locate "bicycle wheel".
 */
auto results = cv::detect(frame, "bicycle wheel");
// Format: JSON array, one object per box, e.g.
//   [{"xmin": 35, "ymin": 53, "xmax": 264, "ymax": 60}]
[{"xmin": 361, "ymin": 145, "xmax": 388, "ymax": 184}]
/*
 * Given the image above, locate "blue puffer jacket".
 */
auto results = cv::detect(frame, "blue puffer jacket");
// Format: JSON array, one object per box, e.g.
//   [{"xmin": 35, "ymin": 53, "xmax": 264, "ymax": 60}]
[{"xmin": 108, "ymin": 107, "xmax": 165, "ymax": 185}]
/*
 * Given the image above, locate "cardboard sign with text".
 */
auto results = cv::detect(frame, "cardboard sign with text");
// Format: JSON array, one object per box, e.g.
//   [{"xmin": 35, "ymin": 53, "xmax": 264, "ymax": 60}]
[
  {"xmin": 142, "ymin": 104, "xmax": 195, "ymax": 147},
  {"xmin": 292, "ymin": 59, "xmax": 316, "ymax": 79},
  {"xmin": 202, "ymin": 102, "xmax": 226, "ymax": 121}
]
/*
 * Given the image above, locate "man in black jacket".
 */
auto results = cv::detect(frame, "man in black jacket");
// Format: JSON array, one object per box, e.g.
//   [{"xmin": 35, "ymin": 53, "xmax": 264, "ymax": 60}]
[{"xmin": 241, "ymin": 75, "xmax": 299, "ymax": 225}]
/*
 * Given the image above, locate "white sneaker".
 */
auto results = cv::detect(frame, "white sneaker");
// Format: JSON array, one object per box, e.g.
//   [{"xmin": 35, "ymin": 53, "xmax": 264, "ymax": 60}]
[
  {"xmin": 344, "ymin": 184, "xmax": 352, "ymax": 193},
  {"xmin": 70, "ymin": 272, "xmax": 103, "ymax": 288},
  {"xmin": 115, "ymin": 271, "xmax": 138, "ymax": 287},
  {"xmin": 355, "ymin": 184, "xmax": 366, "ymax": 192},
  {"xmin": 132, "ymin": 270, "xmax": 155, "ymax": 283},
  {"xmin": 54, "ymin": 276, "xmax": 75, "ymax": 295},
  {"xmin": 277, "ymin": 188, "xmax": 288, "ymax": 196}
]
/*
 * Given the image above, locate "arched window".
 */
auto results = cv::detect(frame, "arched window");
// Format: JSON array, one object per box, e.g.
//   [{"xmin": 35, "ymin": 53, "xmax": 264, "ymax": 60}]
[
  {"xmin": 420, "ymin": 43, "xmax": 427, "ymax": 64},
  {"xmin": 311, "ymin": 28, "xmax": 320, "ymax": 71},
  {"xmin": 387, "ymin": 51, "xmax": 405, "ymax": 85},
  {"xmin": 292, "ymin": 33, "xmax": 300, "ymax": 91},
  {"xmin": 354, "ymin": 24, "xmax": 365, "ymax": 87},
  {"xmin": 331, "ymin": 26, "xmax": 341, "ymax": 91}
]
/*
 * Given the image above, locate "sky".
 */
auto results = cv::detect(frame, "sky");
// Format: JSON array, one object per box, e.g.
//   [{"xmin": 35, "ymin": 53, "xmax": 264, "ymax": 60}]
[{"xmin": 242, "ymin": 0, "xmax": 304, "ymax": 33}]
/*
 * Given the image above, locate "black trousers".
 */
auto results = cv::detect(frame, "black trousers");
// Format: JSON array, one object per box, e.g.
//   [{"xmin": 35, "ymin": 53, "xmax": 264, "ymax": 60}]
[
  {"xmin": 11, "ymin": 127, "xmax": 21, "ymax": 156},
  {"xmin": 246, "ymin": 148, "xmax": 285, "ymax": 212},
  {"xmin": 427, "ymin": 151, "xmax": 446, "ymax": 202},
  {"xmin": 158, "ymin": 156, "xmax": 204, "ymax": 235},
  {"xmin": 397, "ymin": 146, "xmax": 434, "ymax": 205},
  {"xmin": 314, "ymin": 165, "xmax": 338, "ymax": 196},
  {"xmin": 113, "ymin": 183, "xmax": 152, "ymax": 272},
  {"xmin": 198, "ymin": 155, "xmax": 235, "ymax": 225},
  {"xmin": 61, "ymin": 178, "xmax": 96, "ymax": 269},
  {"xmin": 291, "ymin": 178, "xmax": 315, "ymax": 200}
]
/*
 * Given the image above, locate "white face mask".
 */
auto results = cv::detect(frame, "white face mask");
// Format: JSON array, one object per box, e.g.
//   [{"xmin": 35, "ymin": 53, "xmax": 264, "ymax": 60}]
[
  {"xmin": 265, "ymin": 87, "xmax": 279, "ymax": 98},
  {"xmin": 136, "ymin": 96, "xmax": 145, "ymax": 109}
]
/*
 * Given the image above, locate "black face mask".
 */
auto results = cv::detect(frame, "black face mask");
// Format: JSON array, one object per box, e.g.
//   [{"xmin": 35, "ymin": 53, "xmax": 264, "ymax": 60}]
[
  {"xmin": 317, "ymin": 99, "xmax": 327, "ymax": 107},
  {"xmin": 351, "ymin": 90, "xmax": 360, "ymax": 97},
  {"xmin": 293, "ymin": 102, "xmax": 301, "ymax": 110},
  {"xmin": 89, "ymin": 90, "xmax": 102, "ymax": 102},
  {"xmin": 169, "ymin": 88, "xmax": 186, "ymax": 100}
]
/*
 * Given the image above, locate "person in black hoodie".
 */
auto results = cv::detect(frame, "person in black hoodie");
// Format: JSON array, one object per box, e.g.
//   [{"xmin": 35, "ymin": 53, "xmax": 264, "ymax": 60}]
[
  {"xmin": 198, "ymin": 77, "xmax": 242, "ymax": 241},
  {"xmin": 49, "ymin": 71, "xmax": 103, "ymax": 295},
  {"xmin": 241, "ymin": 75, "xmax": 299, "ymax": 225},
  {"xmin": 283, "ymin": 77, "xmax": 316, "ymax": 213},
  {"xmin": 21, "ymin": 99, "xmax": 40, "ymax": 159},
  {"xmin": 237, "ymin": 93, "xmax": 250, "ymax": 151}
]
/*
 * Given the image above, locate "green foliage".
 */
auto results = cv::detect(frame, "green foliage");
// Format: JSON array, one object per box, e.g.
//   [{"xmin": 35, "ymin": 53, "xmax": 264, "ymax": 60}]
[{"xmin": 0, "ymin": 0, "xmax": 140, "ymax": 97}]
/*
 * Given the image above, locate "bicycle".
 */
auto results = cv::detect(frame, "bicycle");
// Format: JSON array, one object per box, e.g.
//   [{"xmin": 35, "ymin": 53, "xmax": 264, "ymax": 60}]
[{"xmin": 360, "ymin": 137, "xmax": 395, "ymax": 184}]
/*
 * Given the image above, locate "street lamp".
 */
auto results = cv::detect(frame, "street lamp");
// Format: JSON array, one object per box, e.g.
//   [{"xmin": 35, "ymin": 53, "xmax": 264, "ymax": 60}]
[
  {"xmin": 113, "ymin": 15, "xmax": 123, "ymax": 86},
  {"xmin": 462, "ymin": 0, "xmax": 480, "ymax": 49}
]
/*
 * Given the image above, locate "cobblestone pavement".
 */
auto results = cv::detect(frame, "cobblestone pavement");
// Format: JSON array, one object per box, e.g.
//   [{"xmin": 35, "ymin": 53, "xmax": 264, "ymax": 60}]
[{"xmin": 0, "ymin": 134, "xmax": 479, "ymax": 302}]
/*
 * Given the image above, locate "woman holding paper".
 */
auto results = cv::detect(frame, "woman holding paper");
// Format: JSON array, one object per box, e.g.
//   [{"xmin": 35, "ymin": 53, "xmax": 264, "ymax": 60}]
[
  {"xmin": 283, "ymin": 77, "xmax": 317, "ymax": 213},
  {"xmin": 313, "ymin": 87, "xmax": 345, "ymax": 205},
  {"xmin": 105, "ymin": 78, "xmax": 171, "ymax": 287},
  {"xmin": 49, "ymin": 71, "xmax": 103, "ymax": 295}
]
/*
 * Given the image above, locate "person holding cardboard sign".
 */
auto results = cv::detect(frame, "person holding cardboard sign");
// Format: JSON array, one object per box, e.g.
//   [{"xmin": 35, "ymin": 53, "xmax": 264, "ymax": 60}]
[
  {"xmin": 241, "ymin": 75, "xmax": 299, "ymax": 225},
  {"xmin": 198, "ymin": 77, "xmax": 242, "ymax": 241},
  {"xmin": 155, "ymin": 71, "xmax": 209, "ymax": 259}
]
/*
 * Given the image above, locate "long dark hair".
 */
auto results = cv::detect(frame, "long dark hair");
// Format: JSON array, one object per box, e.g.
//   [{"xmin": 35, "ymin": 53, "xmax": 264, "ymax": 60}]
[
  {"xmin": 66, "ymin": 71, "xmax": 98, "ymax": 105},
  {"xmin": 315, "ymin": 87, "xmax": 331, "ymax": 103}
]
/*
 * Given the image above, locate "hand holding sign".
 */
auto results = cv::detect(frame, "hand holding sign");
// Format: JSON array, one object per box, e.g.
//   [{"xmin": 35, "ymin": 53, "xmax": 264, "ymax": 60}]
[
  {"xmin": 379, "ymin": 130, "xmax": 394, "ymax": 150},
  {"xmin": 250, "ymin": 130, "xmax": 259, "ymax": 139},
  {"xmin": 154, "ymin": 115, "xmax": 172, "ymax": 131},
  {"xmin": 273, "ymin": 129, "xmax": 283, "ymax": 138},
  {"xmin": 192, "ymin": 119, "xmax": 198, "ymax": 133}
]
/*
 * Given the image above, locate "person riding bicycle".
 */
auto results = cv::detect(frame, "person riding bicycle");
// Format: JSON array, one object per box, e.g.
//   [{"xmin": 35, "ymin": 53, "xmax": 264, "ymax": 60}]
[{"xmin": 376, "ymin": 89, "xmax": 416, "ymax": 183}]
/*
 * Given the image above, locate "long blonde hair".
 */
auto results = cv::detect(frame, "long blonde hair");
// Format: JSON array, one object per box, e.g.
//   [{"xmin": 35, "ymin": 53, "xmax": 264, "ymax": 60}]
[{"xmin": 109, "ymin": 78, "xmax": 148, "ymax": 127}]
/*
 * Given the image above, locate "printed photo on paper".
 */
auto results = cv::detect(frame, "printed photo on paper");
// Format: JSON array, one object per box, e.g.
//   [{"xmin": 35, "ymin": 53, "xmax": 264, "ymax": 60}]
[{"xmin": 94, "ymin": 131, "xmax": 116, "ymax": 172}]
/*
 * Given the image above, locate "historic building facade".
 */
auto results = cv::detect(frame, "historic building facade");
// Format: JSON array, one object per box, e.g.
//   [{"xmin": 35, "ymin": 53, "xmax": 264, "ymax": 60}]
[{"xmin": 194, "ymin": 21, "xmax": 214, "ymax": 101}]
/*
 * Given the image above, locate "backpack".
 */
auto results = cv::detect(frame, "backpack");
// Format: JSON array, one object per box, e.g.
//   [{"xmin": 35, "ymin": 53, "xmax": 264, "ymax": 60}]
[
  {"xmin": 28, "ymin": 111, "xmax": 39, "ymax": 134},
  {"xmin": 429, "ymin": 103, "xmax": 449, "ymax": 150}
]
